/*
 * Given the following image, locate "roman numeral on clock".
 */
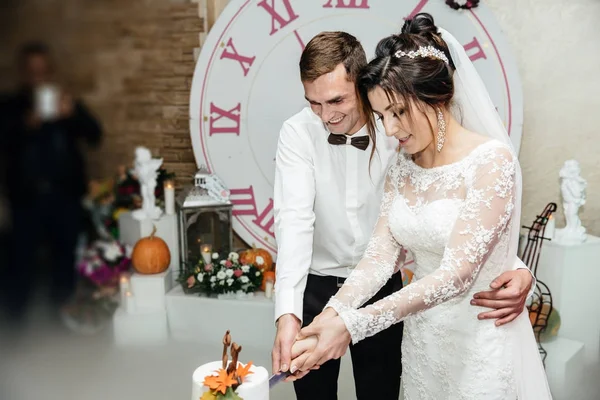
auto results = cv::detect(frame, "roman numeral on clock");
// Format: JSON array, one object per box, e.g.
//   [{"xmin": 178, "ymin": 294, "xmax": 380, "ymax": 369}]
[
  {"xmin": 405, "ymin": 0, "xmax": 429, "ymax": 20},
  {"xmin": 257, "ymin": 0, "xmax": 299, "ymax": 36},
  {"xmin": 323, "ymin": 0, "xmax": 369, "ymax": 8},
  {"xmin": 463, "ymin": 37, "xmax": 487, "ymax": 62},
  {"xmin": 208, "ymin": 102, "xmax": 241, "ymax": 136},
  {"xmin": 220, "ymin": 38, "xmax": 256, "ymax": 77},
  {"xmin": 230, "ymin": 186, "xmax": 275, "ymax": 238}
]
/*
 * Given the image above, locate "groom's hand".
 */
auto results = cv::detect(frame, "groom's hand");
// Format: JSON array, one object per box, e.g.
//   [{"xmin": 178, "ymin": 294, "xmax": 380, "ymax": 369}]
[
  {"xmin": 471, "ymin": 269, "xmax": 532, "ymax": 326},
  {"xmin": 272, "ymin": 314, "xmax": 301, "ymax": 375}
]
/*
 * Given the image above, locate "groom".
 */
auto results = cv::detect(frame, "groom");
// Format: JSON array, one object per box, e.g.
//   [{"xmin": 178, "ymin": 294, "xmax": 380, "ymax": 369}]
[{"xmin": 272, "ymin": 31, "xmax": 533, "ymax": 400}]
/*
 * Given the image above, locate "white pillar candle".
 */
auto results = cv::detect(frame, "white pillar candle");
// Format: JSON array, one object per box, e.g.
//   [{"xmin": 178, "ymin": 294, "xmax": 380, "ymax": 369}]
[
  {"xmin": 125, "ymin": 291, "xmax": 136, "ymax": 314},
  {"xmin": 119, "ymin": 274, "xmax": 130, "ymax": 304},
  {"xmin": 545, "ymin": 214, "xmax": 555, "ymax": 239},
  {"xmin": 265, "ymin": 279, "xmax": 274, "ymax": 299},
  {"xmin": 164, "ymin": 180, "xmax": 175, "ymax": 215}
]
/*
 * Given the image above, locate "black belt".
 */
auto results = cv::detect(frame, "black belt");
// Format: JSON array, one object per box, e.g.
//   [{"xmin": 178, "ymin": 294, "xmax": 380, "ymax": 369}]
[{"xmin": 308, "ymin": 273, "xmax": 347, "ymax": 288}]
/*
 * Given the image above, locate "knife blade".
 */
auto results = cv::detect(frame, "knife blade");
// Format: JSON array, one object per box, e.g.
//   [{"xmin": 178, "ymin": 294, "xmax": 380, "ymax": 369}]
[{"xmin": 268, "ymin": 371, "xmax": 293, "ymax": 388}]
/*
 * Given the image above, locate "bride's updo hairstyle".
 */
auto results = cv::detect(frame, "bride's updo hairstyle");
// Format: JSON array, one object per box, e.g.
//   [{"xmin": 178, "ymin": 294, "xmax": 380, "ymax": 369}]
[{"xmin": 358, "ymin": 13, "xmax": 456, "ymax": 122}]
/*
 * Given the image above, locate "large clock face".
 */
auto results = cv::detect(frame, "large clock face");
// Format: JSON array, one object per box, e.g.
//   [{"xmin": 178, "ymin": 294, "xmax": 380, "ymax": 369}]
[{"xmin": 190, "ymin": 0, "xmax": 523, "ymax": 257}]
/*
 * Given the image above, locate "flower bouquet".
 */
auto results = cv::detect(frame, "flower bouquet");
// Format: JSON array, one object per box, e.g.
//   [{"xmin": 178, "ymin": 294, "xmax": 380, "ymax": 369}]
[
  {"xmin": 61, "ymin": 239, "xmax": 131, "ymax": 334},
  {"xmin": 179, "ymin": 251, "xmax": 263, "ymax": 299}
]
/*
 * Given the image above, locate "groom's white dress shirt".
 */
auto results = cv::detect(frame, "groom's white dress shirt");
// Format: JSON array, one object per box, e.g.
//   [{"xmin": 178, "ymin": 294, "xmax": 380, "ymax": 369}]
[{"xmin": 273, "ymin": 107, "xmax": 398, "ymax": 323}]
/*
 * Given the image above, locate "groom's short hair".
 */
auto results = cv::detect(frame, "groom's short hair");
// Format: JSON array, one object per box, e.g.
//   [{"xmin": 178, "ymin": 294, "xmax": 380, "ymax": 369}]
[{"xmin": 299, "ymin": 31, "xmax": 367, "ymax": 83}]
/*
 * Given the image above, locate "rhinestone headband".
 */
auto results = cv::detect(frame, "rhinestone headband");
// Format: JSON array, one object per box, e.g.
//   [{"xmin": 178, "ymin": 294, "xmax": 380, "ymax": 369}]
[{"xmin": 394, "ymin": 46, "xmax": 449, "ymax": 65}]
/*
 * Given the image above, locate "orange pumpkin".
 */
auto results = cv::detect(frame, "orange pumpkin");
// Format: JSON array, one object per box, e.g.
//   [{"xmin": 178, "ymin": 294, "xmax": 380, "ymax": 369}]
[
  {"xmin": 131, "ymin": 225, "xmax": 171, "ymax": 274},
  {"xmin": 240, "ymin": 245, "xmax": 273, "ymax": 270},
  {"xmin": 261, "ymin": 270, "xmax": 276, "ymax": 291}
]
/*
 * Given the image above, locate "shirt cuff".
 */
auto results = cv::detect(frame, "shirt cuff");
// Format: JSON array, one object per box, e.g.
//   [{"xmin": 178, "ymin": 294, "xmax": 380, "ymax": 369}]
[
  {"xmin": 515, "ymin": 260, "xmax": 536, "ymax": 299},
  {"xmin": 274, "ymin": 287, "xmax": 304, "ymax": 324}
]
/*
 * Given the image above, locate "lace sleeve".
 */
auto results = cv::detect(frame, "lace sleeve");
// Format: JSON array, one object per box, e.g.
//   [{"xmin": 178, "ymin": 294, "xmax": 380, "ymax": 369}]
[
  {"xmin": 324, "ymin": 163, "xmax": 404, "ymax": 315},
  {"xmin": 339, "ymin": 146, "xmax": 517, "ymax": 344}
]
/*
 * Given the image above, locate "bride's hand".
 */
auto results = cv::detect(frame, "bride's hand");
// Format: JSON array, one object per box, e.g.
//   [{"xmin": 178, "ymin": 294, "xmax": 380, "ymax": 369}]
[
  {"xmin": 284, "ymin": 335, "xmax": 319, "ymax": 382},
  {"xmin": 294, "ymin": 315, "xmax": 351, "ymax": 373}
]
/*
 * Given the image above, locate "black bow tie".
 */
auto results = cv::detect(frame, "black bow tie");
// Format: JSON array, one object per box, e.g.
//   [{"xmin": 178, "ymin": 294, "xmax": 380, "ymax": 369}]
[{"xmin": 327, "ymin": 133, "xmax": 370, "ymax": 151}]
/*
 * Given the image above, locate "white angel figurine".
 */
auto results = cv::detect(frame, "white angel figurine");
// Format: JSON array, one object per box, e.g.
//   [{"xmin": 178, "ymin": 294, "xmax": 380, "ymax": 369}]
[
  {"xmin": 132, "ymin": 147, "xmax": 163, "ymax": 221},
  {"xmin": 555, "ymin": 159, "xmax": 587, "ymax": 244}
]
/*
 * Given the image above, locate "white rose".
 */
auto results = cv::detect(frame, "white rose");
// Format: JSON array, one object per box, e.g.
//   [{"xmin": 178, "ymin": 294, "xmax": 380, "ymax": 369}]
[
  {"xmin": 211, "ymin": 282, "xmax": 216, "ymax": 288},
  {"xmin": 228, "ymin": 252, "xmax": 239, "ymax": 261},
  {"xmin": 255, "ymin": 271, "xmax": 260, "ymax": 276},
  {"xmin": 225, "ymin": 269, "xmax": 234, "ymax": 278},
  {"xmin": 197, "ymin": 273, "xmax": 204, "ymax": 283},
  {"xmin": 240, "ymin": 276, "xmax": 249, "ymax": 284},
  {"xmin": 220, "ymin": 260, "xmax": 227, "ymax": 266},
  {"xmin": 255, "ymin": 256, "xmax": 264, "ymax": 266},
  {"xmin": 219, "ymin": 280, "xmax": 225, "ymax": 285},
  {"xmin": 210, "ymin": 276, "xmax": 216, "ymax": 283},
  {"xmin": 217, "ymin": 271, "xmax": 227, "ymax": 280},
  {"xmin": 227, "ymin": 278, "xmax": 234, "ymax": 286},
  {"xmin": 241, "ymin": 265, "xmax": 250, "ymax": 273},
  {"xmin": 212, "ymin": 252, "xmax": 219, "ymax": 260}
]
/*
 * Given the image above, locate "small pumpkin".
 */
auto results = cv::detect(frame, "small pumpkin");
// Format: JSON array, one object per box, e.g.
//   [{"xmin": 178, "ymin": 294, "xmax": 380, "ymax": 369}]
[
  {"xmin": 240, "ymin": 245, "xmax": 273, "ymax": 270},
  {"xmin": 131, "ymin": 225, "xmax": 171, "ymax": 274},
  {"xmin": 528, "ymin": 302, "xmax": 561, "ymax": 343}
]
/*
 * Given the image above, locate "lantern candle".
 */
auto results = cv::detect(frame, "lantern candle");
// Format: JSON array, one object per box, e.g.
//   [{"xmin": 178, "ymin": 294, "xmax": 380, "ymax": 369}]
[
  {"xmin": 201, "ymin": 244, "xmax": 212, "ymax": 264},
  {"xmin": 164, "ymin": 179, "xmax": 175, "ymax": 215}
]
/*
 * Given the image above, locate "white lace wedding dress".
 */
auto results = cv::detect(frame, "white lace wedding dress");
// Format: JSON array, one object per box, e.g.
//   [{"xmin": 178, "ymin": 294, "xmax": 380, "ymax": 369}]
[{"xmin": 326, "ymin": 140, "xmax": 552, "ymax": 399}]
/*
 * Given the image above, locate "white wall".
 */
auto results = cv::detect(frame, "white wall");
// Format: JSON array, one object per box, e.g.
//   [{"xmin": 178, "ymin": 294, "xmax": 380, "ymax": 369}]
[{"xmin": 486, "ymin": 0, "xmax": 600, "ymax": 235}]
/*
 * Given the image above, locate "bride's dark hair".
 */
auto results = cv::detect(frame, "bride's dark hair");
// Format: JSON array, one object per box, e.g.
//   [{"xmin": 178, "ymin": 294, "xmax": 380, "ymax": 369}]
[{"xmin": 358, "ymin": 13, "xmax": 456, "ymax": 124}]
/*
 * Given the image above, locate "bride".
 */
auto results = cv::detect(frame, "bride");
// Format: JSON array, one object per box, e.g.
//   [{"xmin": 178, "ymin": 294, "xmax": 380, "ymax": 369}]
[{"xmin": 289, "ymin": 13, "xmax": 552, "ymax": 399}]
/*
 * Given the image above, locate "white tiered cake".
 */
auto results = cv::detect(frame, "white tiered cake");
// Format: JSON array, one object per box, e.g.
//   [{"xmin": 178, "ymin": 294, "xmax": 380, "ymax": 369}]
[{"xmin": 191, "ymin": 361, "xmax": 268, "ymax": 400}]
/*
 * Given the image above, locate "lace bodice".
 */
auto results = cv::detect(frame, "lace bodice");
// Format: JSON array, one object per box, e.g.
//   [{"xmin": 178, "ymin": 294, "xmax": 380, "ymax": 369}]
[{"xmin": 325, "ymin": 140, "xmax": 517, "ymax": 344}]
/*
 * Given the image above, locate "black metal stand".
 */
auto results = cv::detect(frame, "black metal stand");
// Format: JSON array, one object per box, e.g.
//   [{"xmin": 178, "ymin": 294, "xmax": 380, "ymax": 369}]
[{"xmin": 520, "ymin": 202, "xmax": 557, "ymax": 366}]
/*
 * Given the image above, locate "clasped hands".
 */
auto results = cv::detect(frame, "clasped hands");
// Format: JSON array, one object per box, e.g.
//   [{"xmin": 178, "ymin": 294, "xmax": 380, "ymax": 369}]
[{"xmin": 272, "ymin": 269, "xmax": 533, "ymax": 382}]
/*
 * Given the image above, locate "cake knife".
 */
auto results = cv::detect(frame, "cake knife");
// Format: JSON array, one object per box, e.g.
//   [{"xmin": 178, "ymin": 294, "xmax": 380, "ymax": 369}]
[{"xmin": 268, "ymin": 371, "xmax": 293, "ymax": 388}]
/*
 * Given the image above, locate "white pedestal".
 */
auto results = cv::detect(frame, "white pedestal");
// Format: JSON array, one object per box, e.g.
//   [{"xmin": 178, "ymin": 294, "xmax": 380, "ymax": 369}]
[
  {"xmin": 118, "ymin": 211, "xmax": 180, "ymax": 285},
  {"xmin": 544, "ymin": 337, "xmax": 585, "ymax": 400},
  {"xmin": 112, "ymin": 306, "xmax": 169, "ymax": 346},
  {"xmin": 130, "ymin": 270, "xmax": 173, "ymax": 312},
  {"xmin": 537, "ymin": 234, "xmax": 600, "ymax": 365},
  {"xmin": 165, "ymin": 285, "xmax": 275, "ymax": 351},
  {"xmin": 113, "ymin": 271, "xmax": 173, "ymax": 345}
]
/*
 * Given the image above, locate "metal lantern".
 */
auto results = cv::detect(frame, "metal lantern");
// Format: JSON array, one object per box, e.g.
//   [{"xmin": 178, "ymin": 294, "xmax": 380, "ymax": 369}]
[{"xmin": 176, "ymin": 167, "xmax": 233, "ymax": 270}]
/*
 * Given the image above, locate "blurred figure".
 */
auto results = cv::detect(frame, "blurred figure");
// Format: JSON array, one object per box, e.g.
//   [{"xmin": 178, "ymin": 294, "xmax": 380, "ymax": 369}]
[{"xmin": 0, "ymin": 42, "xmax": 102, "ymax": 321}]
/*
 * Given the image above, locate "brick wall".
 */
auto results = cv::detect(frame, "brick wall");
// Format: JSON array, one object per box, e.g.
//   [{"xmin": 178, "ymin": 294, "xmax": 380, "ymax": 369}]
[
  {"xmin": 1, "ymin": 0, "xmax": 248, "ymax": 247},
  {"xmin": 0, "ymin": 0, "xmax": 203, "ymax": 186}
]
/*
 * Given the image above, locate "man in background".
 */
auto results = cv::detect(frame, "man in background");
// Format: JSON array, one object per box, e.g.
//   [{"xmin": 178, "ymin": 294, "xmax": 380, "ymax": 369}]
[{"xmin": 0, "ymin": 42, "xmax": 102, "ymax": 321}]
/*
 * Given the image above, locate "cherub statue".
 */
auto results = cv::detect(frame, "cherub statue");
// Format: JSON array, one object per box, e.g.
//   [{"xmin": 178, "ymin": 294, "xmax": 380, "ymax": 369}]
[
  {"xmin": 555, "ymin": 160, "xmax": 587, "ymax": 244},
  {"xmin": 131, "ymin": 147, "xmax": 163, "ymax": 221}
]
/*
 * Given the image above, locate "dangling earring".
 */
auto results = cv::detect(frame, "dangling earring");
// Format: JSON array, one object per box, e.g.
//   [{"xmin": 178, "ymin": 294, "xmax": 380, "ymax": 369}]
[{"xmin": 436, "ymin": 107, "xmax": 446, "ymax": 152}]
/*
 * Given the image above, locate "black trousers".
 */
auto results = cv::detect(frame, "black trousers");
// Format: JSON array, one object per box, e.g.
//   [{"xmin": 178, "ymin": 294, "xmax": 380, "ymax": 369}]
[
  {"xmin": 294, "ymin": 273, "xmax": 404, "ymax": 400},
  {"xmin": 1, "ymin": 193, "xmax": 81, "ymax": 319}
]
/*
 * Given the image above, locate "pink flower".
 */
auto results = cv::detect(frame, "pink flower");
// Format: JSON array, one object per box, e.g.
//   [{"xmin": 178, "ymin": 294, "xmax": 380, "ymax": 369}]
[
  {"xmin": 187, "ymin": 276, "xmax": 196, "ymax": 288},
  {"xmin": 204, "ymin": 264, "xmax": 213, "ymax": 272},
  {"xmin": 225, "ymin": 260, "xmax": 233, "ymax": 268},
  {"xmin": 233, "ymin": 269, "xmax": 243, "ymax": 278}
]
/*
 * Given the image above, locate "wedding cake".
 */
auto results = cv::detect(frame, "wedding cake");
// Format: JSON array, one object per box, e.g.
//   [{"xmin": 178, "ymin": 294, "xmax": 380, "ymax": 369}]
[{"xmin": 191, "ymin": 331, "xmax": 269, "ymax": 400}]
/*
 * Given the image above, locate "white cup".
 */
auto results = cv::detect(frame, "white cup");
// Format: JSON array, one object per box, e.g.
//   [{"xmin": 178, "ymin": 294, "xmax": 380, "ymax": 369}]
[{"xmin": 35, "ymin": 84, "xmax": 60, "ymax": 121}]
